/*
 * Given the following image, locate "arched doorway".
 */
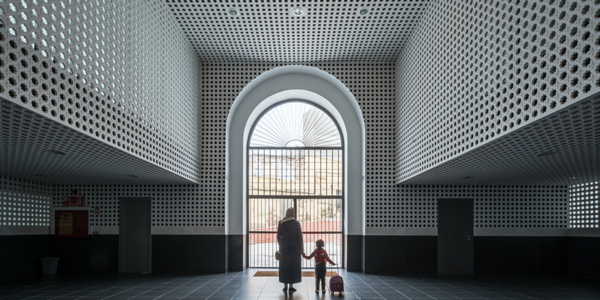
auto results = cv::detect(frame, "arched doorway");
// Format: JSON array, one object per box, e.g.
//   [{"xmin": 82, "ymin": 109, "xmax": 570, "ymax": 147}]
[
  {"xmin": 247, "ymin": 101, "xmax": 344, "ymax": 269},
  {"xmin": 225, "ymin": 65, "xmax": 365, "ymax": 271}
]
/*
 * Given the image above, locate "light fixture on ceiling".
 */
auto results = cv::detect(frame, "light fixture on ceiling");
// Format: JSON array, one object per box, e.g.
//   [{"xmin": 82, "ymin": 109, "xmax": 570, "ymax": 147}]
[
  {"xmin": 537, "ymin": 151, "xmax": 556, "ymax": 157},
  {"xmin": 127, "ymin": 174, "xmax": 138, "ymax": 178},
  {"xmin": 291, "ymin": 7, "xmax": 304, "ymax": 16},
  {"xmin": 358, "ymin": 8, "xmax": 369, "ymax": 15},
  {"xmin": 463, "ymin": 176, "xmax": 474, "ymax": 179},
  {"xmin": 228, "ymin": 8, "xmax": 238, "ymax": 16},
  {"xmin": 48, "ymin": 149, "xmax": 66, "ymax": 155},
  {"xmin": 568, "ymin": 176, "xmax": 578, "ymax": 180}
]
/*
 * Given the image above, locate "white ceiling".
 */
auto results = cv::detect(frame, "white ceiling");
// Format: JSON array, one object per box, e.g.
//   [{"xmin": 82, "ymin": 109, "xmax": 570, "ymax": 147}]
[
  {"xmin": 0, "ymin": 98, "xmax": 197, "ymax": 185},
  {"xmin": 166, "ymin": 0, "xmax": 430, "ymax": 63}
]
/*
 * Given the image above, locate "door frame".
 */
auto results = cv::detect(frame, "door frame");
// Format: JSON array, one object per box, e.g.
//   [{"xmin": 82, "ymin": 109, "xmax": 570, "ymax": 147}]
[
  {"xmin": 245, "ymin": 100, "xmax": 346, "ymax": 269},
  {"xmin": 119, "ymin": 197, "xmax": 152, "ymax": 273}
]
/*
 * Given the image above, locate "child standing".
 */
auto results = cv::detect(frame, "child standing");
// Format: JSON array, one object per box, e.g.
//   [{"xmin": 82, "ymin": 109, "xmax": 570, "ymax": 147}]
[{"xmin": 302, "ymin": 239, "xmax": 336, "ymax": 293}]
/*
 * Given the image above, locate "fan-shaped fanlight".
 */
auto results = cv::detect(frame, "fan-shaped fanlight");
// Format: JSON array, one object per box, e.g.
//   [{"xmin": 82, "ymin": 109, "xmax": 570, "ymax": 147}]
[{"xmin": 249, "ymin": 102, "xmax": 341, "ymax": 147}]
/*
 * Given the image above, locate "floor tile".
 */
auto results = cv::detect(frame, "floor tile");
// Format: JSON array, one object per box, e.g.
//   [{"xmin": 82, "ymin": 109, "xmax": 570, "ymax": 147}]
[{"xmin": 1, "ymin": 271, "xmax": 599, "ymax": 300}]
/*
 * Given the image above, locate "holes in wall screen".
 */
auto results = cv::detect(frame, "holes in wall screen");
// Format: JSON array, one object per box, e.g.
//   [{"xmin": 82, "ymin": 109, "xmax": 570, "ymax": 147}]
[
  {"xmin": 0, "ymin": 176, "xmax": 51, "ymax": 226},
  {"xmin": 569, "ymin": 181, "xmax": 600, "ymax": 229},
  {"xmin": 395, "ymin": 0, "xmax": 600, "ymax": 183},
  {"xmin": 0, "ymin": 0, "xmax": 201, "ymax": 183}
]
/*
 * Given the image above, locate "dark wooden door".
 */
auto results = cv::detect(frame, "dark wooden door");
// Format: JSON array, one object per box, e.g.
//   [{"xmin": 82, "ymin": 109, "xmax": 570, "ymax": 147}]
[
  {"xmin": 119, "ymin": 197, "xmax": 152, "ymax": 273},
  {"xmin": 437, "ymin": 198, "xmax": 473, "ymax": 275}
]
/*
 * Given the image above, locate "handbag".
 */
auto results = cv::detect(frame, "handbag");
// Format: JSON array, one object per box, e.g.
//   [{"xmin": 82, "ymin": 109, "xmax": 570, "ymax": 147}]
[{"xmin": 275, "ymin": 250, "xmax": 283, "ymax": 261}]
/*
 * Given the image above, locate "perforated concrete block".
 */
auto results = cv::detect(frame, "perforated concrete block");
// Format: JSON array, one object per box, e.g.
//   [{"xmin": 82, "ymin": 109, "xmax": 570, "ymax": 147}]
[
  {"xmin": 569, "ymin": 181, "xmax": 599, "ymax": 229},
  {"xmin": 0, "ymin": 0, "xmax": 201, "ymax": 182},
  {"xmin": 0, "ymin": 175, "xmax": 51, "ymax": 227},
  {"xmin": 52, "ymin": 183, "xmax": 224, "ymax": 229},
  {"xmin": 395, "ymin": 0, "xmax": 600, "ymax": 183}
]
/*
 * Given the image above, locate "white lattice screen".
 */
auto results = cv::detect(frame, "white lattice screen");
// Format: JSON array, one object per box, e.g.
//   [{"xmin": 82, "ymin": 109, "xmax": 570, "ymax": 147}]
[
  {"xmin": 569, "ymin": 181, "xmax": 599, "ymax": 229},
  {"xmin": 52, "ymin": 184, "xmax": 223, "ymax": 234},
  {"xmin": 395, "ymin": 0, "xmax": 600, "ymax": 183},
  {"xmin": 202, "ymin": 63, "xmax": 397, "ymax": 232},
  {"xmin": 368, "ymin": 185, "xmax": 568, "ymax": 229},
  {"xmin": 202, "ymin": 64, "xmax": 568, "ymax": 232},
  {"xmin": 0, "ymin": 0, "xmax": 580, "ymax": 236},
  {"xmin": 0, "ymin": 0, "xmax": 201, "ymax": 182},
  {"xmin": 0, "ymin": 175, "xmax": 51, "ymax": 228},
  {"xmin": 1, "ymin": 61, "xmax": 571, "ymax": 233}
]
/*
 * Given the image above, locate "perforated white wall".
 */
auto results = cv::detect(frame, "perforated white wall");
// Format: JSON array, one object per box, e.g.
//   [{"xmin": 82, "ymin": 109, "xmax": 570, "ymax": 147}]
[
  {"xmin": 52, "ymin": 184, "xmax": 224, "ymax": 234},
  {"xmin": 0, "ymin": 175, "xmax": 51, "ymax": 234},
  {"xmin": 167, "ymin": 0, "xmax": 429, "ymax": 63},
  {"xmin": 0, "ymin": 0, "xmax": 202, "ymax": 182},
  {"xmin": 202, "ymin": 63, "xmax": 396, "ymax": 233},
  {"xmin": 2, "ymin": 64, "xmax": 569, "ymax": 234},
  {"xmin": 569, "ymin": 181, "xmax": 599, "ymax": 229},
  {"xmin": 368, "ymin": 185, "xmax": 567, "ymax": 230},
  {"xmin": 0, "ymin": 0, "xmax": 579, "ymax": 236},
  {"xmin": 202, "ymin": 63, "xmax": 568, "ymax": 234},
  {"xmin": 395, "ymin": 0, "xmax": 600, "ymax": 183}
]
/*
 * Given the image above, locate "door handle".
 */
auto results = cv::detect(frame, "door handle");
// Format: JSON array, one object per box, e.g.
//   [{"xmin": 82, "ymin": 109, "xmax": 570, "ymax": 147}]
[
  {"xmin": 122, "ymin": 235, "xmax": 127, "ymax": 239},
  {"xmin": 463, "ymin": 235, "xmax": 471, "ymax": 241}
]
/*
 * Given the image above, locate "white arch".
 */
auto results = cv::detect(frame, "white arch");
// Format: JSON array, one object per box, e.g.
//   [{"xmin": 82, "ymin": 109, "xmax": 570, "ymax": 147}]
[{"xmin": 225, "ymin": 65, "xmax": 366, "ymax": 266}]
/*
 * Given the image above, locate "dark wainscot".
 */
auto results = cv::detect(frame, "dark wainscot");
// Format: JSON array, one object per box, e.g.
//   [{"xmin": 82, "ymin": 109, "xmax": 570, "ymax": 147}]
[
  {"xmin": 0, "ymin": 235, "xmax": 50, "ymax": 281},
  {"xmin": 569, "ymin": 236, "xmax": 600, "ymax": 280},
  {"xmin": 474, "ymin": 236, "xmax": 568, "ymax": 275},
  {"xmin": 364, "ymin": 236, "xmax": 437, "ymax": 274},
  {"xmin": 152, "ymin": 235, "xmax": 226, "ymax": 274}
]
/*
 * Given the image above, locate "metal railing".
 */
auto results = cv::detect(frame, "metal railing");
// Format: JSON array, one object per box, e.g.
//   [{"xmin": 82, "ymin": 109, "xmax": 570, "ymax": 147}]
[
  {"xmin": 248, "ymin": 148, "xmax": 343, "ymax": 197},
  {"xmin": 248, "ymin": 198, "xmax": 342, "ymax": 269}
]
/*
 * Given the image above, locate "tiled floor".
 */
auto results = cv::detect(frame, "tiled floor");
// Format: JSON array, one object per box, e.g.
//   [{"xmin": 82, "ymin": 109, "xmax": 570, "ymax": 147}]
[{"xmin": 1, "ymin": 270, "xmax": 599, "ymax": 300}]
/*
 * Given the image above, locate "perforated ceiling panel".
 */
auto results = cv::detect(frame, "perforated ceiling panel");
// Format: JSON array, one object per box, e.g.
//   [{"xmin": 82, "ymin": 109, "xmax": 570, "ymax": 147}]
[
  {"xmin": 395, "ymin": 0, "xmax": 600, "ymax": 184},
  {"xmin": 0, "ymin": 0, "xmax": 201, "ymax": 183},
  {"xmin": 167, "ymin": 0, "xmax": 430, "ymax": 63},
  {"xmin": 398, "ymin": 95, "xmax": 600, "ymax": 186},
  {"xmin": 1, "ymin": 98, "xmax": 195, "ymax": 184}
]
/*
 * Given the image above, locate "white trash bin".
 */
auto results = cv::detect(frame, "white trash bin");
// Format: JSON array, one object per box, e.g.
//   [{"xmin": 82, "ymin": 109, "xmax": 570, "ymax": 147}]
[{"xmin": 41, "ymin": 257, "xmax": 60, "ymax": 275}]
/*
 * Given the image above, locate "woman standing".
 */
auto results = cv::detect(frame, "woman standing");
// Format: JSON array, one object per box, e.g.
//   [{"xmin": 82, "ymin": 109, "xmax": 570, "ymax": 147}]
[{"xmin": 277, "ymin": 207, "xmax": 304, "ymax": 293}]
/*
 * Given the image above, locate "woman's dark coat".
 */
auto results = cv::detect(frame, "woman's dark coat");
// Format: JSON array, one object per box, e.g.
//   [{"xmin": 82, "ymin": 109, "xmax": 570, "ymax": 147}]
[{"xmin": 277, "ymin": 219, "xmax": 303, "ymax": 283}]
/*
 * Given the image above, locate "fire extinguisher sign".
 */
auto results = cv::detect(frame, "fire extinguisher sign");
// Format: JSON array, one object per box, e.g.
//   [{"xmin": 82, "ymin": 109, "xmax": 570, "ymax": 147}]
[
  {"xmin": 62, "ymin": 190, "xmax": 85, "ymax": 207},
  {"xmin": 94, "ymin": 207, "xmax": 100, "ymax": 214}
]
